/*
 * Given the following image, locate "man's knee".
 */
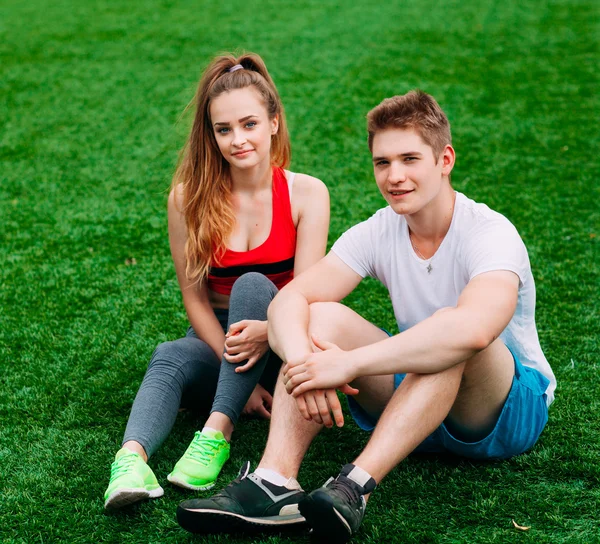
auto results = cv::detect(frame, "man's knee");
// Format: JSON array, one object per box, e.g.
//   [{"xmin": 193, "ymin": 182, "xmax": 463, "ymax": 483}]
[{"xmin": 308, "ymin": 301, "xmax": 345, "ymax": 333}]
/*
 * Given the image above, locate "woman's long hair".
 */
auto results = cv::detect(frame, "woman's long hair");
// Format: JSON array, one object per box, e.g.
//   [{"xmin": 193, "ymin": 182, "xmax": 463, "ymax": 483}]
[{"xmin": 173, "ymin": 52, "xmax": 291, "ymax": 285}]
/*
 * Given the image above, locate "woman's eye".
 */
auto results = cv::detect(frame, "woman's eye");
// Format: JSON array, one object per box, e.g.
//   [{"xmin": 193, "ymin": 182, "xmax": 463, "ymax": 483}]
[
  {"xmin": 217, "ymin": 127, "xmax": 230, "ymax": 134},
  {"xmin": 245, "ymin": 121, "xmax": 257, "ymax": 128}
]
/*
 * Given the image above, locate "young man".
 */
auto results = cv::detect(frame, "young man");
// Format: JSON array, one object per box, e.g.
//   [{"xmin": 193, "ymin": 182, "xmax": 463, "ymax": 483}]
[{"xmin": 176, "ymin": 91, "xmax": 556, "ymax": 542}]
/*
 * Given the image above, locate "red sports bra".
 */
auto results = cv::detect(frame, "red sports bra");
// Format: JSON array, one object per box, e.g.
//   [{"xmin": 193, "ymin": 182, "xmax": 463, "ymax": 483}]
[{"xmin": 207, "ymin": 167, "xmax": 297, "ymax": 295}]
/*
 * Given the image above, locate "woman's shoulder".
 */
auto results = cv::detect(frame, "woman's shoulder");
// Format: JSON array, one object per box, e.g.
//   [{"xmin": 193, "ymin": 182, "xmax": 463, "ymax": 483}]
[
  {"xmin": 284, "ymin": 170, "xmax": 328, "ymax": 199},
  {"xmin": 168, "ymin": 182, "xmax": 186, "ymax": 211}
]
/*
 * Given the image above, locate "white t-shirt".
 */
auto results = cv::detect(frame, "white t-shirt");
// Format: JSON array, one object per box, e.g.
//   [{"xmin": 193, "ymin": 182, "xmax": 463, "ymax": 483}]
[{"xmin": 331, "ymin": 191, "xmax": 556, "ymax": 405}]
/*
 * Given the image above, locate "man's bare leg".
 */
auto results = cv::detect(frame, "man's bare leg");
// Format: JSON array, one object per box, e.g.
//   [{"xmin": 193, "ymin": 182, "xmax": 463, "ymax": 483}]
[
  {"xmin": 257, "ymin": 302, "xmax": 392, "ymax": 478},
  {"xmin": 354, "ymin": 337, "xmax": 514, "ymax": 482},
  {"xmin": 257, "ymin": 369, "xmax": 322, "ymax": 479}
]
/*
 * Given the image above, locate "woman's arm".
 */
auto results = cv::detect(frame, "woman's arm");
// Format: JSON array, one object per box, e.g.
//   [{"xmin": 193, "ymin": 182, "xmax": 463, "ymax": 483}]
[
  {"xmin": 289, "ymin": 173, "xmax": 330, "ymax": 275},
  {"xmin": 168, "ymin": 185, "xmax": 225, "ymax": 359},
  {"xmin": 223, "ymin": 173, "xmax": 330, "ymax": 371}
]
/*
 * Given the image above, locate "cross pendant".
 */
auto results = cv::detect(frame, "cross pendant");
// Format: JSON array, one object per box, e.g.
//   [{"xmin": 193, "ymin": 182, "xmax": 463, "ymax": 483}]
[{"xmin": 427, "ymin": 263, "xmax": 433, "ymax": 274}]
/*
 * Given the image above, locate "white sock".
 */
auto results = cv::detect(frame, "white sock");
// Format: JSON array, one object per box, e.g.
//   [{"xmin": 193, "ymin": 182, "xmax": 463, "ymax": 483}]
[
  {"xmin": 255, "ymin": 468, "xmax": 300, "ymax": 489},
  {"xmin": 201, "ymin": 427, "xmax": 219, "ymax": 434}
]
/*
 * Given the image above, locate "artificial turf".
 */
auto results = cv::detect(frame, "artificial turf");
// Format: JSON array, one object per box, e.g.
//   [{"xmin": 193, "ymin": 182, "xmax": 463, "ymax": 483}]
[{"xmin": 1, "ymin": 0, "xmax": 599, "ymax": 542}]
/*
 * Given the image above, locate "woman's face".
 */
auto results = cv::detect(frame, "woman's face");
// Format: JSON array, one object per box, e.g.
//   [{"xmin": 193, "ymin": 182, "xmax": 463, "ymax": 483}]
[{"xmin": 209, "ymin": 86, "xmax": 278, "ymax": 170}]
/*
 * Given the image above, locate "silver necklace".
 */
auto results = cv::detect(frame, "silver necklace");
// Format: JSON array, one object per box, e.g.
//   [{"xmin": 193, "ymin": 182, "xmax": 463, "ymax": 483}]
[{"xmin": 410, "ymin": 234, "xmax": 433, "ymax": 274}]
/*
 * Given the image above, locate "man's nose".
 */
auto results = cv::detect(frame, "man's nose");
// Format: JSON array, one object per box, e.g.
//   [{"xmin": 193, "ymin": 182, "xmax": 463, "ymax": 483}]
[{"xmin": 388, "ymin": 162, "xmax": 407, "ymax": 183}]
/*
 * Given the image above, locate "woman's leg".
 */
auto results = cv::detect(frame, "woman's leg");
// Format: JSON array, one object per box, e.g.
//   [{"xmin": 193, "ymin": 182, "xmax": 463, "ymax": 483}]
[
  {"xmin": 104, "ymin": 330, "xmax": 220, "ymax": 508},
  {"xmin": 169, "ymin": 274, "xmax": 282, "ymax": 491},
  {"xmin": 122, "ymin": 331, "xmax": 221, "ymax": 458},
  {"xmin": 207, "ymin": 272, "xmax": 280, "ymax": 433}
]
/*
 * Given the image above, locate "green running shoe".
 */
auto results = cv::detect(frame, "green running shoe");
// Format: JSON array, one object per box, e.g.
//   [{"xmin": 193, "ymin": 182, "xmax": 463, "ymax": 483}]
[
  {"xmin": 167, "ymin": 429, "xmax": 230, "ymax": 491},
  {"xmin": 104, "ymin": 448, "xmax": 164, "ymax": 510}
]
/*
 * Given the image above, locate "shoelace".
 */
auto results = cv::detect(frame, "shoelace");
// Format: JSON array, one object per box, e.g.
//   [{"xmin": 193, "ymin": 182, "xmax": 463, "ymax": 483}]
[
  {"xmin": 185, "ymin": 432, "xmax": 222, "ymax": 466},
  {"xmin": 110, "ymin": 453, "xmax": 137, "ymax": 480},
  {"xmin": 328, "ymin": 476, "xmax": 362, "ymax": 505}
]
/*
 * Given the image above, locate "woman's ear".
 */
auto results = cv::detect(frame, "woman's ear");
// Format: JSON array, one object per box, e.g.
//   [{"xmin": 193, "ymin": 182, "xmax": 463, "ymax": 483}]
[{"xmin": 271, "ymin": 114, "xmax": 279, "ymax": 135}]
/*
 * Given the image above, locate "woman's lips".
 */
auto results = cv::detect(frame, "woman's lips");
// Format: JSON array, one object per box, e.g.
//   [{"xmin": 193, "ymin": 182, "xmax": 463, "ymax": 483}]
[{"xmin": 232, "ymin": 149, "xmax": 253, "ymax": 157}]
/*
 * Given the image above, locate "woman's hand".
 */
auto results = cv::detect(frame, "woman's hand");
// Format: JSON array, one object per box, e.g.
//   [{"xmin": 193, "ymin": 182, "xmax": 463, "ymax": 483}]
[
  {"xmin": 242, "ymin": 383, "xmax": 273, "ymax": 419},
  {"xmin": 224, "ymin": 320, "xmax": 269, "ymax": 372}
]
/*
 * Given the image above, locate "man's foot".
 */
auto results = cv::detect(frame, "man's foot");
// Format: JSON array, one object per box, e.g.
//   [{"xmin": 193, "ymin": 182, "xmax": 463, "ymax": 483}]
[
  {"xmin": 299, "ymin": 464, "xmax": 376, "ymax": 543},
  {"xmin": 104, "ymin": 447, "xmax": 164, "ymax": 510},
  {"xmin": 167, "ymin": 429, "xmax": 230, "ymax": 491},
  {"xmin": 177, "ymin": 462, "xmax": 307, "ymax": 534}
]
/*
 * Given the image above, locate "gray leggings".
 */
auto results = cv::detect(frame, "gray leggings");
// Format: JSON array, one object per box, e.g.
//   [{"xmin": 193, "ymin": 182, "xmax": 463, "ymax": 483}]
[{"xmin": 122, "ymin": 272, "xmax": 281, "ymax": 457}]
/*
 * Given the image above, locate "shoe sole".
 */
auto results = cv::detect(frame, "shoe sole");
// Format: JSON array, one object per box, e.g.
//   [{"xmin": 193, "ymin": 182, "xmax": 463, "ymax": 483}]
[
  {"xmin": 104, "ymin": 486, "xmax": 164, "ymax": 510},
  {"xmin": 177, "ymin": 506, "xmax": 306, "ymax": 534},
  {"xmin": 167, "ymin": 473, "xmax": 216, "ymax": 491},
  {"xmin": 299, "ymin": 492, "xmax": 352, "ymax": 544}
]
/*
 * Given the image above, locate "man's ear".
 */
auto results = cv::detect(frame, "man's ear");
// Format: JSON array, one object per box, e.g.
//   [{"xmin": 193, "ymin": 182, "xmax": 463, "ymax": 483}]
[{"xmin": 441, "ymin": 144, "xmax": 455, "ymax": 176}]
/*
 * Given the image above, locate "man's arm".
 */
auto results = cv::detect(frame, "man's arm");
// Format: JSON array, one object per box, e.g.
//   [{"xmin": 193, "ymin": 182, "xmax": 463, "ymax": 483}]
[
  {"xmin": 267, "ymin": 252, "xmax": 363, "ymax": 364},
  {"xmin": 284, "ymin": 270, "xmax": 520, "ymax": 396},
  {"xmin": 268, "ymin": 253, "xmax": 363, "ymax": 427}
]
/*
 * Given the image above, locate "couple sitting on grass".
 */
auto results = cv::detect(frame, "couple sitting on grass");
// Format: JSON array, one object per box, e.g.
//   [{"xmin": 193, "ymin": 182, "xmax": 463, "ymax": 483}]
[{"xmin": 104, "ymin": 51, "xmax": 556, "ymax": 543}]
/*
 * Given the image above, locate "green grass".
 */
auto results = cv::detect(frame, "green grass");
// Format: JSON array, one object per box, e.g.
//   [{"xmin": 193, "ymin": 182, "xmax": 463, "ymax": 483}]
[{"xmin": 1, "ymin": 0, "xmax": 599, "ymax": 542}]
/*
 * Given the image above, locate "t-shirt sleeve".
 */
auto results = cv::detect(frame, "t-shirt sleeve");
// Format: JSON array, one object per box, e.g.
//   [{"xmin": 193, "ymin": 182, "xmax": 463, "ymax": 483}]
[
  {"xmin": 463, "ymin": 217, "xmax": 530, "ymax": 285},
  {"xmin": 330, "ymin": 216, "xmax": 378, "ymax": 279}
]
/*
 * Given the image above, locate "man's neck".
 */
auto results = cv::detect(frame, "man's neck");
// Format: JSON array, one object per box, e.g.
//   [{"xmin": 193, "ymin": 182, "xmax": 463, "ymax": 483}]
[{"xmin": 406, "ymin": 184, "xmax": 456, "ymax": 256}]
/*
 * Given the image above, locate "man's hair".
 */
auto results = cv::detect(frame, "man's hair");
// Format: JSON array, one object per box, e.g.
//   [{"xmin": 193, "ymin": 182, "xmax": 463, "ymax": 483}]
[{"xmin": 367, "ymin": 90, "xmax": 451, "ymax": 158}]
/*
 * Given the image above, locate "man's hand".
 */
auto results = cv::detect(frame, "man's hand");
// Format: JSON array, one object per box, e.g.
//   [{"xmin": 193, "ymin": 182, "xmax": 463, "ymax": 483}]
[
  {"xmin": 294, "ymin": 387, "xmax": 357, "ymax": 428},
  {"xmin": 242, "ymin": 383, "xmax": 272, "ymax": 419},
  {"xmin": 224, "ymin": 320, "xmax": 269, "ymax": 372},
  {"xmin": 283, "ymin": 334, "xmax": 359, "ymax": 396}
]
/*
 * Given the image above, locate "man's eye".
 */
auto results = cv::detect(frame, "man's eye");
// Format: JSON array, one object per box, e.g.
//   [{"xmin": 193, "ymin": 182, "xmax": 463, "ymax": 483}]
[
  {"xmin": 405, "ymin": 157, "xmax": 417, "ymax": 162},
  {"xmin": 376, "ymin": 161, "xmax": 388, "ymax": 166}
]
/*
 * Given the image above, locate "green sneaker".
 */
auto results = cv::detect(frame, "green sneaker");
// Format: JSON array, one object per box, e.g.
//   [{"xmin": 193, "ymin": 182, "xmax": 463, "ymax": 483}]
[
  {"xmin": 168, "ymin": 429, "xmax": 230, "ymax": 491},
  {"xmin": 104, "ymin": 448, "xmax": 164, "ymax": 510}
]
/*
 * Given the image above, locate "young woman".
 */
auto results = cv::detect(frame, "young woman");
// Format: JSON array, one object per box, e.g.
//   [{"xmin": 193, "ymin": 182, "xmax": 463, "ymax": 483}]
[{"xmin": 103, "ymin": 53, "xmax": 329, "ymax": 509}]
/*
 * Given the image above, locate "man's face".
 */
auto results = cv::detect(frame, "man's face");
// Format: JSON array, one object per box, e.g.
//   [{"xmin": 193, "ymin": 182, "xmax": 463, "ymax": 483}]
[{"xmin": 371, "ymin": 128, "xmax": 452, "ymax": 216}]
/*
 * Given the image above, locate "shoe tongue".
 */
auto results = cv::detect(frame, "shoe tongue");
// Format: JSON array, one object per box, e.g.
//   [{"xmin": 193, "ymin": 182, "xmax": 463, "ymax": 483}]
[
  {"xmin": 283, "ymin": 477, "xmax": 302, "ymax": 491},
  {"xmin": 116, "ymin": 447, "xmax": 137, "ymax": 460},
  {"xmin": 237, "ymin": 461, "xmax": 251, "ymax": 479},
  {"xmin": 201, "ymin": 428, "xmax": 226, "ymax": 441},
  {"xmin": 340, "ymin": 464, "xmax": 376, "ymax": 494}
]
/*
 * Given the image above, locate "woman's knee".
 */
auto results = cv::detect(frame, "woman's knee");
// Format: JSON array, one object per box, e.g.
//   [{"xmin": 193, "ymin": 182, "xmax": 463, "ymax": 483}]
[
  {"xmin": 230, "ymin": 272, "xmax": 277, "ymax": 298},
  {"xmin": 148, "ymin": 338, "xmax": 218, "ymax": 372}
]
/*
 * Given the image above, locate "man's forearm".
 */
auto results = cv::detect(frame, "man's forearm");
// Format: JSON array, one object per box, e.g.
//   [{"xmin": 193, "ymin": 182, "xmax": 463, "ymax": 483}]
[
  {"xmin": 350, "ymin": 307, "xmax": 491, "ymax": 377},
  {"xmin": 267, "ymin": 288, "xmax": 313, "ymax": 362}
]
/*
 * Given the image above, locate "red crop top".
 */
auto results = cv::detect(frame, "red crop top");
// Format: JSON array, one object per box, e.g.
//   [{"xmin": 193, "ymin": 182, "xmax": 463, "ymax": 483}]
[{"xmin": 207, "ymin": 167, "xmax": 297, "ymax": 295}]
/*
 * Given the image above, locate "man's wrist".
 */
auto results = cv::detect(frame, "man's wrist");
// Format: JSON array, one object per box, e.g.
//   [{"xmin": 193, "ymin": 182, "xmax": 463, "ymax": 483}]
[{"xmin": 347, "ymin": 349, "xmax": 362, "ymax": 381}]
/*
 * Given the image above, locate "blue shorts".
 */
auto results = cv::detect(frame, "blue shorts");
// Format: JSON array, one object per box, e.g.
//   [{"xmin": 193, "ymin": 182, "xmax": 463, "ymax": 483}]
[{"xmin": 347, "ymin": 349, "xmax": 550, "ymax": 460}]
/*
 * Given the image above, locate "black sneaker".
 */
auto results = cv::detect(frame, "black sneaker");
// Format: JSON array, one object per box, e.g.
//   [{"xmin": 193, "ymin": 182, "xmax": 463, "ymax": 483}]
[
  {"xmin": 299, "ymin": 464, "xmax": 376, "ymax": 543},
  {"xmin": 177, "ymin": 462, "xmax": 307, "ymax": 534}
]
